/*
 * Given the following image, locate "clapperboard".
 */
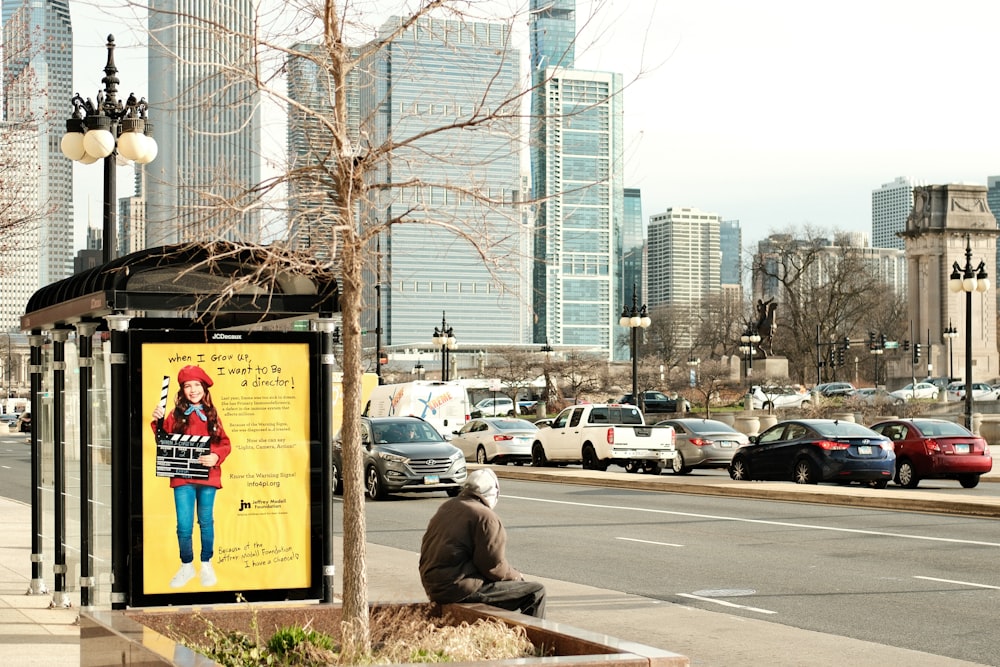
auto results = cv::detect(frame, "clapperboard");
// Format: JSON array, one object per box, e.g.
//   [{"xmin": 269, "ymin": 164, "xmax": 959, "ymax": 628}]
[
  {"xmin": 154, "ymin": 374, "xmax": 211, "ymax": 479},
  {"xmin": 155, "ymin": 433, "xmax": 212, "ymax": 479}
]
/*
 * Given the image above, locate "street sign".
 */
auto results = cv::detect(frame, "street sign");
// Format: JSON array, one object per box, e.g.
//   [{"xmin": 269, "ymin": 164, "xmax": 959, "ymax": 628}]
[{"xmin": 883, "ymin": 341, "xmax": 899, "ymax": 349}]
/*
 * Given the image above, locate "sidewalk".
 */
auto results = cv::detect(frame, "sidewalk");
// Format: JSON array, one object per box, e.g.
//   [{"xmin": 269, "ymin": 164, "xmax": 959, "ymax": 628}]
[{"xmin": 2, "ymin": 478, "xmax": 995, "ymax": 667}]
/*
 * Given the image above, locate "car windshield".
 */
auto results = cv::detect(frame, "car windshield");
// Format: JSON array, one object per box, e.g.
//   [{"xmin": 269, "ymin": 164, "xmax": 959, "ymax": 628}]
[
  {"xmin": 913, "ymin": 420, "xmax": 971, "ymax": 437},
  {"xmin": 493, "ymin": 419, "xmax": 537, "ymax": 431},
  {"xmin": 811, "ymin": 421, "xmax": 883, "ymax": 438},
  {"xmin": 372, "ymin": 421, "xmax": 442, "ymax": 443}
]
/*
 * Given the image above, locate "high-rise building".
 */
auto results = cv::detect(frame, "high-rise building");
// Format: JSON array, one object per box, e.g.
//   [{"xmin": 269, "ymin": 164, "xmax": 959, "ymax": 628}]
[
  {"xmin": 872, "ymin": 176, "xmax": 914, "ymax": 249},
  {"xmin": 355, "ymin": 17, "xmax": 525, "ymax": 347},
  {"xmin": 617, "ymin": 188, "xmax": 644, "ymax": 360},
  {"xmin": 530, "ymin": 0, "xmax": 624, "ymax": 358},
  {"xmin": 720, "ymin": 220, "xmax": 742, "ymax": 288},
  {"xmin": 647, "ymin": 207, "xmax": 721, "ymax": 308},
  {"xmin": 285, "ymin": 42, "xmax": 361, "ymax": 261},
  {"xmin": 146, "ymin": 0, "xmax": 261, "ymax": 247},
  {"xmin": 1, "ymin": 0, "xmax": 74, "ymax": 328},
  {"xmin": 986, "ymin": 176, "xmax": 1000, "ymax": 301}
]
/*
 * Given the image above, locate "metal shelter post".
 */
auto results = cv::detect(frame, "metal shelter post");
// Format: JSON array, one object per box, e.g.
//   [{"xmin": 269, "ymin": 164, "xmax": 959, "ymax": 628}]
[
  {"xmin": 316, "ymin": 317, "xmax": 337, "ymax": 603},
  {"xmin": 50, "ymin": 329, "xmax": 70, "ymax": 608},
  {"xmin": 106, "ymin": 314, "xmax": 130, "ymax": 609},
  {"xmin": 76, "ymin": 323, "xmax": 97, "ymax": 610},
  {"xmin": 27, "ymin": 332, "xmax": 47, "ymax": 595}
]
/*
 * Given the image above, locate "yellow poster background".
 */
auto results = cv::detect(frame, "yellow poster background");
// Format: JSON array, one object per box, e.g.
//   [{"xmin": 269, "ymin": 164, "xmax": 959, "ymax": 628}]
[{"xmin": 141, "ymin": 341, "xmax": 312, "ymax": 595}]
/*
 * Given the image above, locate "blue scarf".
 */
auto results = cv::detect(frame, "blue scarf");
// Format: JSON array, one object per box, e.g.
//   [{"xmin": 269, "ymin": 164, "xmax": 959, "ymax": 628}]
[{"xmin": 184, "ymin": 404, "xmax": 207, "ymax": 422}]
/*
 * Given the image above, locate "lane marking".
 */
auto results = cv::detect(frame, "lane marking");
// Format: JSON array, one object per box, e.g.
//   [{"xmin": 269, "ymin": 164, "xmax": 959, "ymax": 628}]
[
  {"xmin": 676, "ymin": 593, "xmax": 777, "ymax": 614},
  {"xmin": 616, "ymin": 536, "xmax": 684, "ymax": 548},
  {"xmin": 914, "ymin": 576, "xmax": 1000, "ymax": 590},
  {"xmin": 505, "ymin": 494, "xmax": 1000, "ymax": 548}
]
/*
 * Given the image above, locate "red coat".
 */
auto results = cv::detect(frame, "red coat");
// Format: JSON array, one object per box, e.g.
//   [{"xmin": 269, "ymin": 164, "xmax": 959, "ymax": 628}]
[{"xmin": 151, "ymin": 411, "xmax": 231, "ymax": 489}]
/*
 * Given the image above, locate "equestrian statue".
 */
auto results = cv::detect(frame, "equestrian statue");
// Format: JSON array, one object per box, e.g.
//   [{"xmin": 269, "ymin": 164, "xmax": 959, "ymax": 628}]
[{"xmin": 755, "ymin": 297, "xmax": 777, "ymax": 358}]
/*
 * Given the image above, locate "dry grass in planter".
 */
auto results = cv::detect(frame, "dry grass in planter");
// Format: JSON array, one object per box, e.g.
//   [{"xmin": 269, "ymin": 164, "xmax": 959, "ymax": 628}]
[{"xmin": 131, "ymin": 603, "xmax": 540, "ymax": 666}]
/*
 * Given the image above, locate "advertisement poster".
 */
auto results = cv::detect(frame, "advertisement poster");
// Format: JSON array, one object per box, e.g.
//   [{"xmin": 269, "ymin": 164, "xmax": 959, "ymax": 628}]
[{"xmin": 139, "ymin": 338, "xmax": 313, "ymax": 596}]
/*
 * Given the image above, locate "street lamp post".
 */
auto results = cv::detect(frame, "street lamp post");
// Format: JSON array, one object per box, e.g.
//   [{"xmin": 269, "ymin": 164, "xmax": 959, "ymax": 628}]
[
  {"xmin": 432, "ymin": 312, "xmax": 456, "ymax": 381},
  {"xmin": 943, "ymin": 319, "xmax": 958, "ymax": 381},
  {"xmin": 949, "ymin": 234, "xmax": 990, "ymax": 430},
  {"xmin": 60, "ymin": 35, "xmax": 157, "ymax": 263},
  {"xmin": 739, "ymin": 325, "xmax": 761, "ymax": 408},
  {"xmin": 619, "ymin": 283, "xmax": 651, "ymax": 411}
]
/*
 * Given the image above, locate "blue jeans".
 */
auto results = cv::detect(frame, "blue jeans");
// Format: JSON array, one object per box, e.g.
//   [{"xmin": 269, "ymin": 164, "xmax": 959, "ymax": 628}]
[{"xmin": 173, "ymin": 484, "xmax": 216, "ymax": 563}]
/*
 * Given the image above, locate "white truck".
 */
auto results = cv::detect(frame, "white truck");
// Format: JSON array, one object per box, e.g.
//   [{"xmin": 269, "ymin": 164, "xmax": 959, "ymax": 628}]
[
  {"xmin": 531, "ymin": 404, "xmax": 675, "ymax": 474},
  {"xmin": 364, "ymin": 380, "xmax": 471, "ymax": 437}
]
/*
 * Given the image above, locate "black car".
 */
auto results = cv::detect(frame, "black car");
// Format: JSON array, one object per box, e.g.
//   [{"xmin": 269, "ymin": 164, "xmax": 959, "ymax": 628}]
[
  {"xmin": 619, "ymin": 391, "xmax": 689, "ymax": 413},
  {"xmin": 728, "ymin": 419, "xmax": 895, "ymax": 487},
  {"xmin": 332, "ymin": 416, "xmax": 467, "ymax": 500}
]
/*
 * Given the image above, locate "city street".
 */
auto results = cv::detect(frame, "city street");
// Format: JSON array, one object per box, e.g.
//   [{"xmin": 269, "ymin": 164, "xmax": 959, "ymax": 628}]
[{"xmin": 355, "ymin": 477, "xmax": 1000, "ymax": 666}]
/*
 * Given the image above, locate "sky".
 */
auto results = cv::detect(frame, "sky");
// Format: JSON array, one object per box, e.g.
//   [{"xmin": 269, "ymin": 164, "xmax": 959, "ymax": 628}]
[{"xmin": 66, "ymin": 0, "xmax": 1000, "ymax": 249}]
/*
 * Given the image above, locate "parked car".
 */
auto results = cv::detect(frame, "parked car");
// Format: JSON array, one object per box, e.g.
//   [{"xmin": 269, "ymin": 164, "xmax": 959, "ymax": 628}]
[
  {"xmin": 654, "ymin": 418, "xmax": 749, "ymax": 474},
  {"xmin": 869, "ymin": 418, "xmax": 992, "ymax": 488},
  {"xmin": 848, "ymin": 388, "xmax": 903, "ymax": 406},
  {"xmin": 728, "ymin": 418, "xmax": 894, "ymax": 487},
  {"xmin": 813, "ymin": 382, "xmax": 855, "ymax": 397},
  {"xmin": 473, "ymin": 396, "xmax": 516, "ymax": 417},
  {"xmin": 748, "ymin": 385, "xmax": 812, "ymax": 410},
  {"xmin": 619, "ymin": 391, "xmax": 689, "ymax": 413},
  {"xmin": 0, "ymin": 413, "xmax": 19, "ymax": 429},
  {"xmin": 451, "ymin": 417, "xmax": 538, "ymax": 464},
  {"xmin": 332, "ymin": 416, "xmax": 467, "ymax": 500},
  {"xmin": 945, "ymin": 381, "xmax": 998, "ymax": 402},
  {"xmin": 888, "ymin": 381, "xmax": 939, "ymax": 402}
]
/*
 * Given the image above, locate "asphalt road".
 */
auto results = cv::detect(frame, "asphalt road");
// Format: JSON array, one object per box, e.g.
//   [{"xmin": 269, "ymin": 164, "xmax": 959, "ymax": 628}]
[{"xmin": 357, "ymin": 478, "xmax": 1000, "ymax": 666}]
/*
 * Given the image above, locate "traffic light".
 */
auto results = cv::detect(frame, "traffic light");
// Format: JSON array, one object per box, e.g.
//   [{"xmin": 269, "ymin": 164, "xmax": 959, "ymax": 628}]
[
  {"xmin": 842, "ymin": 336, "xmax": 851, "ymax": 350},
  {"xmin": 378, "ymin": 349, "xmax": 388, "ymax": 365},
  {"xmin": 903, "ymin": 340, "xmax": 910, "ymax": 352},
  {"xmin": 868, "ymin": 331, "xmax": 876, "ymax": 350},
  {"xmin": 828, "ymin": 347, "xmax": 836, "ymax": 367},
  {"xmin": 913, "ymin": 343, "xmax": 921, "ymax": 363},
  {"xmin": 879, "ymin": 333, "xmax": 887, "ymax": 349},
  {"xmin": 836, "ymin": 345, "xmax": 845, "ymax": 366}
]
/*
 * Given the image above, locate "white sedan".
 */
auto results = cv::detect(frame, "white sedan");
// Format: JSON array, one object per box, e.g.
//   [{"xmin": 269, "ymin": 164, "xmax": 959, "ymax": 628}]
[
  {"xmin": 451, "ymin": 417, "xmax": 537, "ymax": 464},
  {"xmin": 888, "ymin": 382, "xmax": 939, "ymax": 402},
  {"xmin": 946, "ymin": 382, "xmax": 998, "ymax": 402}
]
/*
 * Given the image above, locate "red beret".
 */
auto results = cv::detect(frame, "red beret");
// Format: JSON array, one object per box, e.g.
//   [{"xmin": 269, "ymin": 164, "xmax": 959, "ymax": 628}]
[{"xmin": 177, "ymin": 365, "xmax": 213, "ymax": 388}]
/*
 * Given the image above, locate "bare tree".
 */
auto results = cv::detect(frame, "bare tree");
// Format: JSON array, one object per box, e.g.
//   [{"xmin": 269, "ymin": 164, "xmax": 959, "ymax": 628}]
[
  {"xmin": 552, "ymin": 350, "xmax": 606, "ymax": 405},
  {"xmin": 671, "ymin": 358, "xmax": 731, "ymax": 419},
  {"xmin": 138, "ymin": 0, "xmax": 643, "ymax": 654},
  {"xmin": 485, "ymin": 347, "xmax": 544, "ymax": 411}
]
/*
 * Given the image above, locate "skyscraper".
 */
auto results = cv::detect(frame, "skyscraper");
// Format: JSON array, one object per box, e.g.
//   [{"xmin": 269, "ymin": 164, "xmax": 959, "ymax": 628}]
[
  {"xmin": 530, "ymin": 0, "xmax": 625, "ymax": 358},
  {"xmin": 356, "ymin": 17, "xmax": 525, "ymax": 346},
  {"xmin": 146, "ymin": 0, "xmax": 261, "ymax": 246},
  {"xmin": 647, "ymin": 207, "xmax": 721, "ymax": 308},
  {"xmin": 617, "ymin": 188, "xmax": 644, "ymax": 360},
  {"xmin": 719, "ymin": 220, "xmax": 742, "ymax": 288},
  {"xmin": 872, "ymin": 176, "xmax": 914, "ymax": 249},
  {"xmin": 1, "ymin": 0, "xmax": 74, "ymax": 330}
]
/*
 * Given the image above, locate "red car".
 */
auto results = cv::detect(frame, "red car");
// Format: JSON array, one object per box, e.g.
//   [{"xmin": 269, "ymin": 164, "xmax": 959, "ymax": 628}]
[{"xmin": 869, "ymin": 418, "xmax": 992, "ymax": 488}]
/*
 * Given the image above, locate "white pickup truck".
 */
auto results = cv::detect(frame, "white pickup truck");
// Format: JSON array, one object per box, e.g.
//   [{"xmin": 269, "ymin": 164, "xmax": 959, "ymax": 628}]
[{"xmin": 531, "ymin": 404, "xmax": 676, "ymax": 474}]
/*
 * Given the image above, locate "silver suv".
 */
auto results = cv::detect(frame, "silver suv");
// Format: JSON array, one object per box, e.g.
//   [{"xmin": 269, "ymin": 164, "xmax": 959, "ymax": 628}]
[{"xmin": 333, "ymin": 416, "xmax": 467, "ymax": 500}]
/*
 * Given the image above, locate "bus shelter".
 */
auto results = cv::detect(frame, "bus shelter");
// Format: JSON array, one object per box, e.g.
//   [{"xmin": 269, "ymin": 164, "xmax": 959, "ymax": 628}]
[{"xmin": 20, "ymin": 242, "xmax": 340, "ymax": 610}]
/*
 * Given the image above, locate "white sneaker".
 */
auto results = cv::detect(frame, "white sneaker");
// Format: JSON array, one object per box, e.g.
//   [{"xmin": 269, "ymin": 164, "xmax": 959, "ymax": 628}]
[
  {"xmin": 170, "ymin": 562, "xmax": 195, "ymax": 588},
  {"xmin": 200, "ymin": 561, "xmax": 217, "ymax": 587}
]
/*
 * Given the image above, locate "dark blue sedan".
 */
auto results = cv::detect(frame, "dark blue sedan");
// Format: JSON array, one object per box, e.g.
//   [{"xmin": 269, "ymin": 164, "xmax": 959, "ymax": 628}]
[{"xmin": 729, "ymin": 419, "xmax": 895, "ymax": 487}]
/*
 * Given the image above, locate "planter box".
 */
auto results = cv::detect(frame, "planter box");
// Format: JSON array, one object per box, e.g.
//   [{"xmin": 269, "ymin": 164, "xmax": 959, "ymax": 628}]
[{"xmin": 81, "ymin": 601, "xmax": 689, "ymax": 667}]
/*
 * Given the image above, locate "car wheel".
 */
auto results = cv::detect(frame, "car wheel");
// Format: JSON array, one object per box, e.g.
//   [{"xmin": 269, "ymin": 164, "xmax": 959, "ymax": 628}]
[
  {"xmin": 671, "ymin": 452, "xmax": 692, "ymax": 474},
  {"xmin": 729, "ymin": 455, "xmax": 749, "ymax": 481},
  {"xmin": 868, "ymin": 479, "xmax": 889, "ymax": 489},
  {"xmin": 801, "ymin": 399, "xmax": 811, "ymax": 407},
  {"xmin": 476, "ymin": 446, "xmax": 489, "ymax": 465},
  {"xmin": 365, "ymin": 465, "xmax": 387, "ymax": 500},
  {"xmin": 763, "ymin": 401, "xmax": 774, "ymax": 411},
  {"xmin": 531, "ymin": 442, "xmax": 548, "ymax": 467},
  {"xmin": 581, "ymin": 445, "xmax": 608, "ymax": 471},
  {"xmin": 959, "ymin": 474, "xmax": 981, "ymax": 489},
  {"xmin": 445, "ymin": 487, "xmax": 461, "ymax": 497},
  {"xmin": 896, "ymin": 460, "xmax": 919, "ymax": 488},
  {"xmin": 624, "ymin": 460, "xmax": 641, "ymax": 474},
  {"xmin": 793, "ymin": 458, "xmax": 817, "ymax": 484},
  {"xmin": 331, "ymin": 461, "xmax": 343, "ymax": 496}
]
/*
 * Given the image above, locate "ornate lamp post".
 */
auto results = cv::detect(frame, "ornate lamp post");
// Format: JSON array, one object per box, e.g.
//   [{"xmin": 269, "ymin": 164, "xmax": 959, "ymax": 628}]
[
  {"xmin": 619, "ymin": 283, "xmax": 651, "ymax": 411},
  {"xmin": 739, "ymin": 325, "xmax": 760, "ymax": 408},
  {"xmin": 943, "ymin": 319, "xmax": 958, "ymax": 381},
  {"xmin": 432, "ymin": 312, "xmax": 457, "ymax": 381},
  {"xmin": 949, "ymin": 234, "xmax": 990, "ymax": 430},
  {"xmin": 60, "ymin": 35, "xmax": 157, "ymax": 263}
]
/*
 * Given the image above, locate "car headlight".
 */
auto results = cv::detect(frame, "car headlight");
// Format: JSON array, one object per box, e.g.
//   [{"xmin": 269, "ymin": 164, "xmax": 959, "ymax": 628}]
[{"xmin": 376, "ymin": 451, "xmax": 409, "ymax": 464}]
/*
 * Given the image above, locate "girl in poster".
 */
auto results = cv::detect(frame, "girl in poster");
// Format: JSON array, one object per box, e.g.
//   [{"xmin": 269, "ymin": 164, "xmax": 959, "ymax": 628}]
[{"xmin": 151, "ymin": 365, "xmax": 232, "ymax": 588}]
